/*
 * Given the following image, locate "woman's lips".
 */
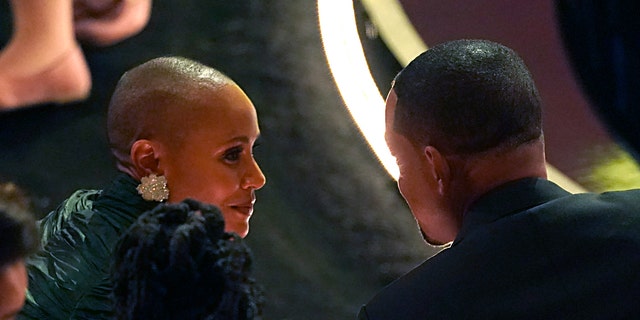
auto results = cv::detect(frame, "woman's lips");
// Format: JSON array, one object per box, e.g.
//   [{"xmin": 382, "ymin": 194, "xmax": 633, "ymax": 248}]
[
  {"xmin": 230, "ymin": 204, "xmax": 254, "ymax": 216},
  {"xmin": 228, "ymin": 196, "xmax": 256, "ymax": 217}
]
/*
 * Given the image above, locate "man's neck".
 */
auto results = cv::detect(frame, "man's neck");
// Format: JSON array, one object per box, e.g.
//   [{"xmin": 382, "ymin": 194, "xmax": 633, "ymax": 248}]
[{"xmin": 449, "ymin": 139, "xmax": 547, "ymax": 217}]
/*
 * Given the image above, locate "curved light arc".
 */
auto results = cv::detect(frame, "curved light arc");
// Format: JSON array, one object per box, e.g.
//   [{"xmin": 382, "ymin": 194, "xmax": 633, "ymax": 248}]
[
  {"xmin": 317, "ymin": 0, "xmax": 586, "ymax": 193},
  {"xmin": 318, "ymin": 0, "xmax": 398, "ymax": 179}
]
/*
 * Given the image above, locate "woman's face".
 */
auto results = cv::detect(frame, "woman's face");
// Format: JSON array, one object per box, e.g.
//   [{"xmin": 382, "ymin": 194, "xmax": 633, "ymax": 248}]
[
  {"xmin": 159, "ymin": 84, "xmax": 266, "ymax": 238},
  {"xmin": 0, "ymin": 260, "xmax": 28, "ymax": 320}
]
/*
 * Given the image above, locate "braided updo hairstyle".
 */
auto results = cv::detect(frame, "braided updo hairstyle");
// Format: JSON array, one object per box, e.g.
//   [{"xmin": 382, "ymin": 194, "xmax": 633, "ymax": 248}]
[{"xmin": 112, "ymin": 198, "xmax": 263, "ymax": 319}]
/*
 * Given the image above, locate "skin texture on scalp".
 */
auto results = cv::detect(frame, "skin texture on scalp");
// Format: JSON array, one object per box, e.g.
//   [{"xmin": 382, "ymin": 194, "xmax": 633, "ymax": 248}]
[
  {"xmin": 107, "ymin": 56, "xmax": 236, "ymax": 173},
  {"xmin": 106, "ymin": 56, "xmax": 266, "ymax": 237}
]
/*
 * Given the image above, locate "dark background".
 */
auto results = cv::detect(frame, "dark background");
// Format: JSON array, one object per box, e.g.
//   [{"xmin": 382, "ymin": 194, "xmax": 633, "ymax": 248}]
[
  {"xmin": 0, "ymin": 1, "xmax": 433, "ymax": 319},
  {"xmin": 3, "ymin": 0, "xmax": 640, "ymax": 319}
]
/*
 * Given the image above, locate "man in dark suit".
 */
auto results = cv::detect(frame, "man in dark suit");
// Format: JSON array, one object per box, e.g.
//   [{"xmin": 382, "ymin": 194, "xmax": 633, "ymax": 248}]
[{"xmin": 358, "ymin": 39, "xmax": 640, "ymax": 319}]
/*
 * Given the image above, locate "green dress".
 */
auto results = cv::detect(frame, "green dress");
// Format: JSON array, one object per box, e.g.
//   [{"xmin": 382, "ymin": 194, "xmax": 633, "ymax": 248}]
[{"xmin": 19, "ymin": 174, "xmax": 159, "ymax": 319}]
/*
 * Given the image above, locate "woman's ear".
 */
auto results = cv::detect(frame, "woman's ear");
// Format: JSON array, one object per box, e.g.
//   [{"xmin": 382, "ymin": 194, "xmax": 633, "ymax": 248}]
[
  {"xmin": 423, "ymin": 146, "xmax": 451, "ymax": 195},
  {"xmin": 130, "ymin": 139, "xmax": 162, "ymax": 179}
]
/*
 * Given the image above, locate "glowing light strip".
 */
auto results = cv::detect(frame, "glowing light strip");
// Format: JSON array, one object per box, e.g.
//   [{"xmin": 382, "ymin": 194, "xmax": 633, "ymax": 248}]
[
  {"xmin": 360, "ymin": 0, "xmax": 427, "ymax": 66},
  {"xmin": 318, "ymin": 0, "xmax": 585, "ymax": 193},
  {"xmin": 318, "ymin": 0, "xmax": 399, "ymax": 179}
]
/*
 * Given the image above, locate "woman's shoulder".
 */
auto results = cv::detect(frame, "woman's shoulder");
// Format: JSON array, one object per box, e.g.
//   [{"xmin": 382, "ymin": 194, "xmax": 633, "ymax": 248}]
[{"xmin": 38, "ymin": 188, "xmax": 103, "ymax": 244}]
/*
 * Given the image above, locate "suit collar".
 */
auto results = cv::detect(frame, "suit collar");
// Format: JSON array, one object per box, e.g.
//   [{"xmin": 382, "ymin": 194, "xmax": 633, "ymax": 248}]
[{"xmin": 453, "ymin": 178, "xmax": 571, "ymax": 245}]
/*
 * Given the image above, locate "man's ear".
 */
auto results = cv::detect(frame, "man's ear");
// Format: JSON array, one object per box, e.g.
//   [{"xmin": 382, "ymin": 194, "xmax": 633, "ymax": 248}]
[
  {"xmin": 423, "ymin": 145, "xmax": 451, "ymax": 195},
  {"xmin": 130, "ymin": 139, "xmax": 162, "ymax": 179}
]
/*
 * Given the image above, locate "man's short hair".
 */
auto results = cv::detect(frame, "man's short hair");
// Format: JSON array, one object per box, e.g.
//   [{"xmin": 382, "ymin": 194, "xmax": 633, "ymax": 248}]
[
  {"xmin": 393, "ymin": 39, "xmax": 543, "ymax": 155},
  {"xmin": 112, "ymin": 199, "xmax": 263, "ymax": 320}
]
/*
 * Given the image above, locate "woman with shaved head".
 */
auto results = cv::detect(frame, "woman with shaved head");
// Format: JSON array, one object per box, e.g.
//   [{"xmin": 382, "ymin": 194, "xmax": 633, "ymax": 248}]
[{"xmin": 18, "ymin": 56, "xmax": 266, "ymax": 319}]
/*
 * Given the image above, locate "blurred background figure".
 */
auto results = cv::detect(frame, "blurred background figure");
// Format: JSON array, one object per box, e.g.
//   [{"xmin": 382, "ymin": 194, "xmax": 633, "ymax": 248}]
[
  {"xmin": 74, "ymin": 0, "xmax": 153, "ymax": 47},
  {"xmin": 112, "ymin": 198, "xmax": 263, "ymax": 320},
  {"xmin": 0, "ymin": 182, "xmax": 39, "ymax": 319},
  {"xmin": 0, "ymin": 0, "xmax": 151, "ymax": 110}
]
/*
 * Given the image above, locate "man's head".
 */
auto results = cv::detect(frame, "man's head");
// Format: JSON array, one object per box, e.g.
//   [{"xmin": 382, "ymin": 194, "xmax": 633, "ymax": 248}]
[
  {"xmin": 107, "ymin": 57, "xmax": 266, "ymax": 237},
  {"xmin": 112, "ymin": 199, "xmax": 263, "ymax": 320},
  {"xmin": 393, "ymin": 39, "xmax": 542, "ymax": 155},
  {"xmin": 0, "ymin": 183, "xmax": 39, "ymax": 319},
  {"xmin": 385, "ymin": 39, "xmax": 545, "ymax": 244}
]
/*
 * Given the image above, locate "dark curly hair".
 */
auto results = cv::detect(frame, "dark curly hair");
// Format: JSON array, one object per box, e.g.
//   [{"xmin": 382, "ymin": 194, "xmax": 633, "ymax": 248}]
[{"xmin": 112, "ymin": 198, "xmax": 263, "ymax": 319}]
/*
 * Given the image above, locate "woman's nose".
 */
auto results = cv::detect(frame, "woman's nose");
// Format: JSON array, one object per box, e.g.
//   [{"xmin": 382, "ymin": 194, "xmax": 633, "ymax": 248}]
[{"xmin": 242, "ymin": 158, "xmax": 266, "ymax": 190}]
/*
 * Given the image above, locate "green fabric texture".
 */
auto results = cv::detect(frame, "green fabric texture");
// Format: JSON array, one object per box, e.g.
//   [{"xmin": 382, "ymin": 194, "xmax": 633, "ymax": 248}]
[{"xmin": 19, "ymin": 174, "xmax": 159, "ymax": 320}]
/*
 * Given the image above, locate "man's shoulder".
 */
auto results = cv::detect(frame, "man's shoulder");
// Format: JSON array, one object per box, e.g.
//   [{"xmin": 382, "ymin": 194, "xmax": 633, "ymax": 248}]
[
  {"xmin": 598, "ymin": 188, "xmax": 640, "ymax": 203},
  {"xmin": 360, "ymin": 250, "xmax": 456, "ymax": 319},
  {"xmin": 546, "ymin": 188, "xmax": 640, "ymax": 220}
]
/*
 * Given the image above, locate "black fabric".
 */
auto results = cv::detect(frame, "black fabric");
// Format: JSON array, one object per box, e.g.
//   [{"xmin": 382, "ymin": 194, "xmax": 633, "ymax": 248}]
[
  {"xmin": 19, "ymin": 173, "xmax": 159, "ymax": 320},
  {"xmin": 556, "ymin": 0, "xmax": 640, "ymax": 159},
  {"xmin": 359, "ymin": 178, "xmax": 640, "ymax": 319}
]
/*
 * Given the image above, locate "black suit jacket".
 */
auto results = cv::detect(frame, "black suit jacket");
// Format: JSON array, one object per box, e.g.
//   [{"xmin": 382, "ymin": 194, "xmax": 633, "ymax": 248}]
[{"xmin": 358, "ymin": 178, "xmax": 640, "ymax": 319}]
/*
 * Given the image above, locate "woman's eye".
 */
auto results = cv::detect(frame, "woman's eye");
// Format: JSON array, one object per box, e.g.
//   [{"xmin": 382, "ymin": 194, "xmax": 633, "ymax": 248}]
[{"xmin": 223, "ymin": 147, "xmax": 242, "ymax": 162}]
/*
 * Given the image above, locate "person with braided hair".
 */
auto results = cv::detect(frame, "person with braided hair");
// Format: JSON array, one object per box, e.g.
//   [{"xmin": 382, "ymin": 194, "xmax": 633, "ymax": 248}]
[{"xmin": 112, "ymin": 198, "xmax": 263, "ymax": 320}]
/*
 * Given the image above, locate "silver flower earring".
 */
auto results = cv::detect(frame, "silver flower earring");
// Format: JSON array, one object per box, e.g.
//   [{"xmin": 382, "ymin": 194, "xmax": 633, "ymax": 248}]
[{"xmin": 136, "ymin": 174, "xmax": 169, "ymax": 202}]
